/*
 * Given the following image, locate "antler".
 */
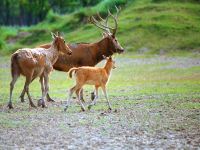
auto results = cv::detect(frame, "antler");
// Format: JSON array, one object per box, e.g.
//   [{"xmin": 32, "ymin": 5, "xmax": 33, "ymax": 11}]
[
  {"xmin": 89, "ymin": 6, "xmax": 121, "ymax": 35},
  {"xmin": 109, "ymin": 5, "xmax": 121, "ymax": 35}
]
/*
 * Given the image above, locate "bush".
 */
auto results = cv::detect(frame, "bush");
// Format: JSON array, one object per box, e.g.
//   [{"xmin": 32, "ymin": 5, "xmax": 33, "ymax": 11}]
[{"xmin": 152, "ymin": 0, "xmax": 200, "ymax": 3}]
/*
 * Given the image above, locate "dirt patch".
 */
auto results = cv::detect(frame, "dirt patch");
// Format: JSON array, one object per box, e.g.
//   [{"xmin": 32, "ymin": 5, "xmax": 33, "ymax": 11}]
[{"xmin": 0, "ymin": 98, "xmax": 199, "ymax": 149}]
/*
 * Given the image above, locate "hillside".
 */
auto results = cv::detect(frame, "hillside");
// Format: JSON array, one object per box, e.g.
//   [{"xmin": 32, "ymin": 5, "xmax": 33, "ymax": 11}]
[{"xmin": 0, "ymin": 0, "xmax": 200, "ymax": 55}]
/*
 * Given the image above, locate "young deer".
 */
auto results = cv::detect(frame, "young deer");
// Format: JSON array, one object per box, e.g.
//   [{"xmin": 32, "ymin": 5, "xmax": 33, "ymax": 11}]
[
  {"xmin": 8, "ymin": 32, "xmax": 72, "ymax": 109},
  {"xmin": 64, "ymin": 56, "xmax": 116, "ymax": 112}
]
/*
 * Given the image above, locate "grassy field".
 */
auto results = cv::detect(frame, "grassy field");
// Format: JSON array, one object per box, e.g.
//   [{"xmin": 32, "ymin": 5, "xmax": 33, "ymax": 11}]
[
  {"xmin": 0, "ymin": 52, "xmax": 199, "ymax": 149},
  {"xmin": 0, "ymin": 0, "xmax": 200, "ymax": 54}
]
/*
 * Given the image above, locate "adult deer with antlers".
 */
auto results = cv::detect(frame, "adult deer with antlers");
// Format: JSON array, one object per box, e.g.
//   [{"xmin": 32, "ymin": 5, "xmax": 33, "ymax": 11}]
[
  {"xmin": 8, "ymin": 32, "xmax": 72, "ymax": 109},
  {"xmin": 19, "ymin": 6, "xmax": 124, "ymax": 103}
]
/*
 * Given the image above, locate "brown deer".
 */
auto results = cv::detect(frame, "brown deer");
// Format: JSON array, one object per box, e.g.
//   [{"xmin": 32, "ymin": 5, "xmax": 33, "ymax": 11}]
[
  {"xmin": 19, "ymin": 6, "xmax": 124, "ymax": 103},
  {"xmin": 8, "ymin": 32, "xmax": 72, "ymax": 109},
  {"xmin": 64, "ymin": 56, "xmax": 116, "ymax": 112}
]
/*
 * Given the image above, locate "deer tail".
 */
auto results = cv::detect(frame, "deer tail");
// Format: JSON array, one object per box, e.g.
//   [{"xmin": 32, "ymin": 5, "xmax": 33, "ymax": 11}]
[
  {"xmin": 11, "ymin": 53, "xmax": 21, "ymax": 78},
  {"xmin": 69, "ymin": 67, "xmax": 78, "ymax": 78}
]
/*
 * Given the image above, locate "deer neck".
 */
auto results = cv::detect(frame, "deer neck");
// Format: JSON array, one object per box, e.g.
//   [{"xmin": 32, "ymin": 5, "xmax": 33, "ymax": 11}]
[
  {"xmin": 104, "ymin": 61, "xmax": 112, "ymax": 76},
  {"xmin": 90, "ymin": 38, "xmax": 113, "ymax": 65},
  {"xmin": 48, "ymin": 43, "xmax": 59, "ymax": 64}
]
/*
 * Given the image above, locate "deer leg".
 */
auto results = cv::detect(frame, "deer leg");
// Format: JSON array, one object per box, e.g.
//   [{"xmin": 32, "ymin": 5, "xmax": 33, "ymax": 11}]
[
  {"xmin": 76, "ymin": 88, "xmax": 84, "ymax": 102},
  {"xmin": 102, "ymin": 86, "xmax": 112, "ymax": 110},
  {"xmin": 64, "ymin": 85, "xmax": 77, "ymax": 111},
  {"xmin": 25, "ymin": 76, "xmax": 36, "ymax": 108},
  {"xmin": 80, "ymin": 89, "xmax": 85, "ymax": 102},
  {"xmin": 38, "ymin": 75, "xmax": 45, "ymax": 107},
  {"xmin": 20, "ymin": 77, "xmax": 35, "ymax": 103},
  {"xmin": 77, "ymin": 88, "xmax": 86, "ymax": 111},
  {"xmin": 19, "ymin": 88, "xmax": 26, "ymax": 103},
  {"xmin": 91, "ymin": 90, "xmax": 96, "ymax": 101},
  {"xmin": 46, "ymin": 93, "xmax": 55, "ymax": 102},
  {"xmin": 88, "ymin": 86, "xmax": 99, "ymax": 110},
  {"xmin": 8, "ymin": 74, "xmax": 19, "ymax": 109},
  {"xmin": 40, "ymin": 73, "xmax": 49, "ymax": 108}
]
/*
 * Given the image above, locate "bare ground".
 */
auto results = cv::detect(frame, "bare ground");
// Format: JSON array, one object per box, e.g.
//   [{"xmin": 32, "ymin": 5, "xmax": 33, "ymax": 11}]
[{"xmin": 0, "ymin": 99, "xmax": 199, "ymax": 150}]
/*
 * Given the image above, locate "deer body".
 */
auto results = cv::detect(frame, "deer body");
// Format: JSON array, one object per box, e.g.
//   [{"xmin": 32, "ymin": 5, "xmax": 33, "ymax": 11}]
[
  {"xmin": 40, "ymin": 36, "xmax": 122, "ymax": 72},
  {"xmin": 64, "ymin": 56, "xmax": 115, "ymax": 111},
  {"xmin": 15, "ymin": 48, "xmax": 57, "ymax": 78},
  {"xmin": 8, "ymin": 32, "xmax": 72, "ymax": 109}
]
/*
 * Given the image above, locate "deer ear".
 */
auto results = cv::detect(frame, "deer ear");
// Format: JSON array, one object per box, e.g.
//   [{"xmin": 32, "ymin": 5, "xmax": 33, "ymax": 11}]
[
  {"xmin": 102, "ymin": 32, "xmax": 108, "ymax": 38},
  {"xmin": 57, "ymin": 31, "xmax": 61, "ymax": 37},
  {"xmin": 51, "ymin": 32, "xmax": 57, "ymax": 39}
]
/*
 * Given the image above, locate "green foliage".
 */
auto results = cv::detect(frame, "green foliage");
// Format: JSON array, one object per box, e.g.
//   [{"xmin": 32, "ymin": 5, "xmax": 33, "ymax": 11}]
[
  {"xmin": 0, "ymin": 0, "xmax": 200, "ymax": 54},
  {"xmin": 0, "ymin": 0, "xmax": 50, "ymax": 26},
  {"xmin": 152, "ymin": 0, "xmax": 200, "ymax": 3}
]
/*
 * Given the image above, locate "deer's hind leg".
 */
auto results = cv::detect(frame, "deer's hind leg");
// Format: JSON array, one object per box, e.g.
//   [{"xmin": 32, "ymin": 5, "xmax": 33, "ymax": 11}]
[
  {"xmin": 20, "ymin": 76, "xmax": 36, "ymax": 103},
  {"xmin": 8, "ymin": 73, "xmax": 20, "ymax": 109},
  {"xmin": 64, "ymin": 84, "xmax": 85, "ymax": 112},
  {"xmin": 19, "ymin": 88, "xmax": 26, "ymax": 103},
  {"xmin": 77, "ymin": 88, "xmax": 86, "ymax": 111},
  {"xmin": 39, "ymin": 72, "xmax": 49, "ymax": 108},
  {"xmin": 22, "ymin": 69, "xmax": 36, "ymax": 108},
  {"xmin": 64, "ymin": 85, "xmax": 77, "ymax": 111},
  {"xmin": 88, "ymin": 85, "xmax": 99, "ymax": 110},
  {"xmin": 38, "ymin": 75, "xmax": 45, "ymax": 107},
  {"xmin": 46, "ymin": 93, "xmax": 55, "ymax": 102}
]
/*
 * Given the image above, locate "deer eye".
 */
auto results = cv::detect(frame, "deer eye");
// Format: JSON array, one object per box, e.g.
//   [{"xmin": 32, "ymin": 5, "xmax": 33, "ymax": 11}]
[{"xmin": 64, "ymin": 40, "xmax": 65, "ymax": 43}]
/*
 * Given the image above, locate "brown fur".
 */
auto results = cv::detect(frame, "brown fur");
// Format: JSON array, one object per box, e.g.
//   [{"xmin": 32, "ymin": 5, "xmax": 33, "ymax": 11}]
[
  {"xmin": 39, "ymin": 34, "xmax": 124, "ymax": 72},
  {"xmin": 39, "ymin": 35, "xmax": 124, "ymax": 102},
  {"xmin": 69, "ymin": 68, "xmax": 78, "ymax": 78},
  {"xmin": 64, "ymin": 56, "xmax": 115, "ymax": 111},
  {"xmin": 8, "ymin": 32, "xmax": 72, "ymax": 109}
]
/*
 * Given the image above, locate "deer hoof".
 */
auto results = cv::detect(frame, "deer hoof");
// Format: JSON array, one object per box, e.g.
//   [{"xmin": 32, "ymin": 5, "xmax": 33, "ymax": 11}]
[
  {"xmin": 20, "ymin": 97, "xmax": 25, "ymax": 103},
  {"xmin": 91, "ymin": 92, "xmax": 95, "ymax": 101},
  {"xmin": 7, "ymin": 103, "xmax": 14, "ymax": 109},
  {"xmin": 30, "ymin": 102, "xmax": 37, "ymax": 108},
  {"xmin": 37, "ymin": 99, "xmax": 43, "ymax": 107},
  {"xmin": 88, "ymin": 105, "xmax": 92, "ymax": 110},
  {"xmin": 108, "ymin": 107, "xmax": 112, "ymax": 112},
  {"xmin": 81, "ymin": 107, "xmax": 86, "ymax": 112},
  {"xmin": 64, "ymin": 106, "xmax": 68, "ymax": 112},
  {"xmin": 47, "ymin": 97, "xmax": 55, "ymax": 102},
  {"xmin": 42, "ymin": 104, "xmax": 47, "ymax": 108}
]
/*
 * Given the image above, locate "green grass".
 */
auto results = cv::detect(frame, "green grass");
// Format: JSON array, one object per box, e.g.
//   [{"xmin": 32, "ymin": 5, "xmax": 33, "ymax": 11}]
[
  {"xmin": 0, "ymin": 0, "xmax": 200, "ymax": 55},
  {"xmin": 0, "ymin": 53, "xmax": 200, "ymax": 110}
]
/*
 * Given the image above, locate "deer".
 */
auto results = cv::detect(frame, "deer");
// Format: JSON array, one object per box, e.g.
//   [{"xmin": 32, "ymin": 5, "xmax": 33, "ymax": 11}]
[
  {"xmin": 19, "ymin": 6, "xmax": 124, "ymax": 103},
  {"xmin": 8, "ymin": 32, "xmax": 72, "ymax": 109},
  {"xmin": 64, "ymin": 56, "xmax": 116, "ymax": 112}
]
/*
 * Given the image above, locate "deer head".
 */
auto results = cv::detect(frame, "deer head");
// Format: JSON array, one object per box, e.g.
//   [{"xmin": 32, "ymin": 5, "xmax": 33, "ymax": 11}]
[
  {"xmin": 103, "ymin": 55, "xmax": 116, "ymax": 69},
  {"xmin": 89, "ymin": 6, "xmax": 125, "ymax": 54},
  {"xmin": 51, "ymin": 32, "xmax": 72, "ymax": 55}
]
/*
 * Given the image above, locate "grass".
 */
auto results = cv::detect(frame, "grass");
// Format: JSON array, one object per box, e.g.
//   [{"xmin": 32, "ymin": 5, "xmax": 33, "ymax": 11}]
[
  {"xmin": 0, "ymin": 52, "xmax": 199, "ymax": 109},
  {"xmin": 0, "ymin": 0, "xmax": 200, "ymax": 55}
]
